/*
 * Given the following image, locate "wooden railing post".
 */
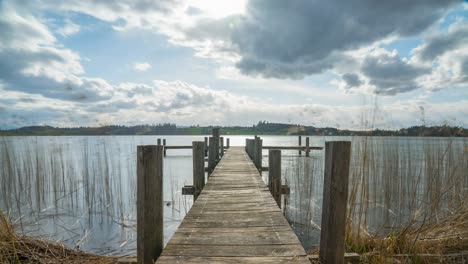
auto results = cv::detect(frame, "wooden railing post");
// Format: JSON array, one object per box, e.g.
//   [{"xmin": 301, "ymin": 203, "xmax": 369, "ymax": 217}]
[
  {"xmin": 212, "ymin": 128, "xmax": 220, "ymax": 162},
  {"xmin": 208, "ymin": 137, "xmax": 216, "ymax": 175},
  {"xmin": 226, "ymin": 138, "xmax": 230, "ymax": 149},
  {"xmin": 246, "ymin": 139, "xmax": 253, "ymax": 159},
  {"xmin": 220, "ymin": 137, "xmax": 224, "ymax": 157},
  {"xmin": 319, "ymin": 141, "xmax": 351, "ymax": 264},
  {"xmin": 305, "ymin": 137, "xmax": 310, "ymax": 157},
  {"xmin": 253, "ymin": 137, "xmax": 258, "ymax": 167},
  {"xmin": 163, "ymin": 139, "xmax": 167, "ymax": 157},
  {"xmin": 192, "ymin": 142, "xmax": 205, "ymax": 201},
  {"xmin": 298, "ymin": 136, "xmax": 302, "ymax": 156},
  {"xmin": 204, "ymin": 137, "xmax": 208, "ymax": 157},
  {"xmin": 137, "ymin": 145, "xmax": 163, "ymax": 264},
  {"xmin": 255, "ymin": 137, "xmax": 262, "ymax": 171},
  {"xmin": 157, "ymin": 138, "xmax": 161, "ymax": 146},
  {"xmin": 268, "ymin": 149, "xmax": 281, "ymax": 207}
]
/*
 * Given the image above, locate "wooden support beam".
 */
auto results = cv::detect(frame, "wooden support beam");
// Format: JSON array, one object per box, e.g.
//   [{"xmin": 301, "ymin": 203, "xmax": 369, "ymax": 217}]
[
  {"xmin": 298, "ymin": 136, "xmax": 302, "ymax": 156},
  {"xmin": 137, "ymin": 145, "xmax": 163, "ymax": 264},
  {"xmin": 163, "ymin": 139, "xmax": 167, "ymax": 157},
  {"xmin": 208, "ymin": 137, "xmax": 216, "ymax": 175},
  {"xmin": 262, "ymin": 146, "xmax": 323, "ymax": 150},
  {"xmin": 204, "ymin": 137, "xmax": 208, "ymax": 157},
  {"xmin": 319, "ymin": 141, "xmax": 351, "ymax": 264},
  {"xmin": 157, "ymin": 138, "xmax": 161, "ymax": 146},
  {"xmin": 268, "ymin": 149, "xmax": 281, "ymax": 208},
  {"xmin": 254, "ymin": 137, "xmax": 262, "ymax": 171},
  {"xmin": 212, "ymin": 128, "xmax": 220, "ymax": 162},
  {"xmin": 220, "ymin": 137, "xmax": 224, "ymax": 157},
  {"xmin": 226, "ymin": 138, "xmax": 230, "ymax": 148},
  {"xmin": 305, "ymin": 137, "xmax": 310, "ymax": 157},
  {"xmin": 163, "ymin": 145, "xmax": 192, "ymax": 149},
  {"xmin": 192, "ymin": 141, "xmax": 205, "ymax": 201},
  {"xmin": 182, "ymin": 185, "xmax": 194, "ymax": 195}
]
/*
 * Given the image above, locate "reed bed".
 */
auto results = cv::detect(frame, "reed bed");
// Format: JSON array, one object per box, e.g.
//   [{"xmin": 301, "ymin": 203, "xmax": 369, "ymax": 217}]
[
  {"xmin": 284, "ymin": 136, "xmax": 468, "ymax": 260},
  {"xmin": 0, "ymin": 209, "xmax": 116, "ymax": 264},
  {"xmin": 0, "ymin": 136, "xmax": 192, "ymax": 256}
]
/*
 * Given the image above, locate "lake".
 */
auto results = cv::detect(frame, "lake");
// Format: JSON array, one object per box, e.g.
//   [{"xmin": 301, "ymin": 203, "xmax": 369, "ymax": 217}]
[{"xmin": 0, "ymin": 135, "xmax": 466, "ymax": 255}]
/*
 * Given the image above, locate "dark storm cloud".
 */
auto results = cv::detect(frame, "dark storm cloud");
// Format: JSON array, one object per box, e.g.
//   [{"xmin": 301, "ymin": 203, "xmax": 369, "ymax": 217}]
[
  {"xmin": 342, "ymin": 73, "xmax": 363, "ymax": 88},
  {"xmin": 361, "ymin": 53, "xmax": 431, "ymax": 95},
  {"xmin": 231, "ymin": 0, "xmax": 458, "ymax": 78}
]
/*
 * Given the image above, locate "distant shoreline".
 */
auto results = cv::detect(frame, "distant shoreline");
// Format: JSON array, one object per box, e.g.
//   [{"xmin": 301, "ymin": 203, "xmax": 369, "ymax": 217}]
[{"xmin": 1, "ymin": 122, "xmax": 466, "ymax": 137}]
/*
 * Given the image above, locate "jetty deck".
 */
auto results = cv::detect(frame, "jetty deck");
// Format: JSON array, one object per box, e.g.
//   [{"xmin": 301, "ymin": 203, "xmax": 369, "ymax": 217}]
[{"xmin": 155, "ymin": 146, "xmax": 309, "ymax": 263}]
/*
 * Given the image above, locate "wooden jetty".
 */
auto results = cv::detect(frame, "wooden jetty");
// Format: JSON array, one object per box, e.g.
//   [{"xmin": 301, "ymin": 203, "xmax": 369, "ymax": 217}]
[
  {"xmin": 156, "ymin": 147, "xmax": 309, "ymax": 263},
  {"xmin": 137, "ymin": 130, "xmax": 351, "ymax": 264}
]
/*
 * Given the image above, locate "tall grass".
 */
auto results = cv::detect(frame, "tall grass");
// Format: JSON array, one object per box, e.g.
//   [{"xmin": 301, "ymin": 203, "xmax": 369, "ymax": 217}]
[
  {"xmin": 283, "ymin": 136, "xmax": 468, "ymax": 254},
  {"xmin": 0, "ymin": 136, "xmax": 192, "ymax": 256}
]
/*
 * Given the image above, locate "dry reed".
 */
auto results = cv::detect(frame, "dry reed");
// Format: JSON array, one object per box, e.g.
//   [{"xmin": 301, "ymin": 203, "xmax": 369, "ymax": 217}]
[{"xmin": 0, "ymin": 209, "xmax": 116, "ymax": 264}]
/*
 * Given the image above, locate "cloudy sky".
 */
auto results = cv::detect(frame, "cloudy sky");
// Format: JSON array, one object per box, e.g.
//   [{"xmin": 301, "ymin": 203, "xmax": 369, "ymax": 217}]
[{"xmin": 0, "ymin": 0, "xmax": 467, "ymax": 129}]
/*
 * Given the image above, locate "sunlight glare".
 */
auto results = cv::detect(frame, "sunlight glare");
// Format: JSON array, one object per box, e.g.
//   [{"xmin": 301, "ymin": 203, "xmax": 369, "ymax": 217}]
[{"xmin": 188, "ymin": 0, "xmax": 247, "ymax": 18}]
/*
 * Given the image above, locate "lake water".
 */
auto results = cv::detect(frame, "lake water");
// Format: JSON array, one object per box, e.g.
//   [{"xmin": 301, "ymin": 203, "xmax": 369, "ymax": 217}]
[{"xmin": 0, "ymin": 135, "xmax": 466, "ymax": 255}]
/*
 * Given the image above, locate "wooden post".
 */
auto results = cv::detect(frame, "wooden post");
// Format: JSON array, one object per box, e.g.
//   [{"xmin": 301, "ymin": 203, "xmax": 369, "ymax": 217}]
[
  {"xmin": 246, "ymin": 139, "xmax": 253, "ymax": 159},
  {"xmin": 163, "ymin": 139, "xmax": 167, "ymax": 157},
  {"xmin": 268, "ymin": 149, "xmax": 281, "ymax": 208},
  {"xmin": 306, "ymin": 137, "xmax": 310, "ymax": 157},
  {"xmin": 298, "ymin": 136, "xmax": 302, "ymax": 156},
  {"xmin": 212, "ymin": 128, "xmax": 220, "ymax": 162},
  {"xmin": 255, "ymin": 137, "xmax": 263, "ymax": 172},
  {"xmin": 157, "ymin": 138, "xmax": 161, "ymax": 146},
  {"xmin": 192, "ymin": 142, "xmax": 205, "ymax": 201},
  {"xmin": 226, "ymin": 138, "xmax": 230, "ymax": 149},
  {"xmin": 320, "ymin": 141, "xmax": 351, "ymax": 264},
  {"xmin": 253, "ymin": 137, "xmax": 258, "ymax": 167},
  {"xmin": 208, "ymin": 137, "xmax": 216, "ymax": 175},
  {"xmin": 204, "ymin": 137, "xmax": 208, "ymax": 157},
  {"xmin": 220, "ymin": 137, "xmax": 224, "ymax": 157},
  {"xmin": 137, "ymin": 145, "xmax": 163, "ymax": 264}
]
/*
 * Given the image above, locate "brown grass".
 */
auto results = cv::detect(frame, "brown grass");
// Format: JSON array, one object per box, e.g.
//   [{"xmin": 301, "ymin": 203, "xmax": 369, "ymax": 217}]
[
  {"xmin": 0, "ymin": 209, "xmax": 117, "ymax": 264},
  {"xmin": 344, "ymin": 205, "xmax": 468, "ymax": 263}
]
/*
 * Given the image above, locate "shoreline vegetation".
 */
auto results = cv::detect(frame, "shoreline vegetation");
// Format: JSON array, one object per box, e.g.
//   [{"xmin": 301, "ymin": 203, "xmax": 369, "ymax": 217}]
[
  {"xmin": 2, "ymin": 207, "xmax": 467, "ymax": 263},
  {"xmin": 0, "ymin": 122, "xmax": 467, "ymax": 137},
  {"xmin": 1, "ymin": 209, "xmax": 116, "ymax": 263}
]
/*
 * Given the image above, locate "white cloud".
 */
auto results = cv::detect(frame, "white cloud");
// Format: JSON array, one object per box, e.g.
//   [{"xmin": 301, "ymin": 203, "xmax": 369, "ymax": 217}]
[
  {"xmin": 0, "ymin": 2, "xmax": 111, "ymax": 102},
  {"xmin": 412, "ymin": 20, "xmax": 468, "ymax": 91},
  {"xmin": 56, "ymin": 19, "xmax": 80, "ymax": 37},
  {"xmin": 2, "ymin": 80, "xmax": 467, "ymax": 129},
  {"xmin": 133, "ymin": 62, "xmax": 151, "ymax": 72}
]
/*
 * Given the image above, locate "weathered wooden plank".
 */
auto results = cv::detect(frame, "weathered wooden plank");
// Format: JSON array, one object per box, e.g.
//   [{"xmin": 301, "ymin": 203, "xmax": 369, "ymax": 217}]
[
  {"xmin": 175, "ymin": 226, "xmax": 293, "ymax": 233},
  {"xmin": 178, "ymin": 218, "xmax": 290, "ymax": 228},
  {"xmin": 183, "ymin": 210, "xmax": 287, "ymax": 219},
  {"xmin": 169, "ymin": 231, "xmax": 301, "ymax": 245},
  {"xmin": 157, "ymin": 256, "xmax": 310, "ymax": 264},
  {"xmin": 161, "ymin": 244, "xmax": 306, "ymax": 257}
]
